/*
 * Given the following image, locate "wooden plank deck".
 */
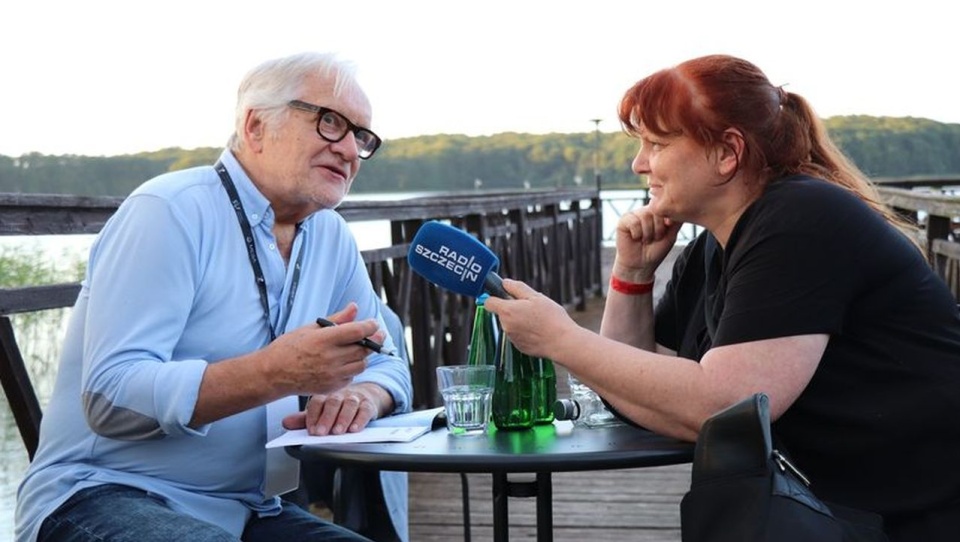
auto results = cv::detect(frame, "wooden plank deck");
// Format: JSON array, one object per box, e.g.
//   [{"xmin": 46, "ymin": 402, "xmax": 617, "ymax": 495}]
[
  {"xmin": 408, "ymin": 464, "xmax": 690, "ymax": 541},
  {"xmin": 408, "ymin": 247, "xmax": 692, "ymax": 541}
]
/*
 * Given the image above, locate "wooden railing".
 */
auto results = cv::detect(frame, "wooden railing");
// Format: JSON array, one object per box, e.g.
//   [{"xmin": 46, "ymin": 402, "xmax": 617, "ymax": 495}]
[
  {"xmin": 0, "ymin": 189, "xmax": 603, "ymax": 428},
  {"xmin": 337, "ymin": 189, "xmax": 603, "ymax": 406},
  {"xmin": 875, "ymin": 175, "xmax": 960, "ymax": 299}
]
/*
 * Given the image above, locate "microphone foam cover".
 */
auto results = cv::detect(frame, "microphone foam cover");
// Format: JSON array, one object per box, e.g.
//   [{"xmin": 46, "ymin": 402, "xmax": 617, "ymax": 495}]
[{"xmin": 407, "ymin": 221, "xmax": 500, "ymax": 298}]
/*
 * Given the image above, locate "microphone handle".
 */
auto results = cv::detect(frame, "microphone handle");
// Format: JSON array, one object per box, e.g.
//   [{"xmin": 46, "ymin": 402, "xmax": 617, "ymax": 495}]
[{"xmin": 484, "ymin": 272, "xmax": 513, "ymax": 299}]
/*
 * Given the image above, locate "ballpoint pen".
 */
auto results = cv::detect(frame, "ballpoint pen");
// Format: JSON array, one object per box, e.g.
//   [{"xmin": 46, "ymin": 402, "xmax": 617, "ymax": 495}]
[{"xmin": 315, "ymin": 317, "xmax": 397, "ymax": 356}]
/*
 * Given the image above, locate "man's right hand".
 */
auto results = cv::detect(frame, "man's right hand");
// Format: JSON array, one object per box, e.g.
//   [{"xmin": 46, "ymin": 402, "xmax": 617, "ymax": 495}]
[
  {"xmin": 189, "ymin": 303, "xmax": 380, "ymax": 427},
  {"xmin": 265, "ymin": 302, "xmax": 378, "ymax": 396}
]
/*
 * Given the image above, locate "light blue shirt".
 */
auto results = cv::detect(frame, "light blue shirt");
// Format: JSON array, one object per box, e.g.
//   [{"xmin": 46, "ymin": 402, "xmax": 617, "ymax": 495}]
[{"xmin": 15, "ymin": 150, "xmax": 413, "ymax": 541}]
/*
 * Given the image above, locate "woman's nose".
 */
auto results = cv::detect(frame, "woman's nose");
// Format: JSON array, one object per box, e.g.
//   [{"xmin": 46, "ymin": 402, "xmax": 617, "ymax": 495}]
[{"xmin": 631, "ymin": 149, "xmax": 650, "ymax": 175}]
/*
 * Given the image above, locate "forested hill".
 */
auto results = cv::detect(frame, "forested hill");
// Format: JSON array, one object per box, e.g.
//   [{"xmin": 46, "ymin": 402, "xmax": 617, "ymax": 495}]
[{"xmin": 2, "ymin": 116, "xmax": 959, "ymax": 197}]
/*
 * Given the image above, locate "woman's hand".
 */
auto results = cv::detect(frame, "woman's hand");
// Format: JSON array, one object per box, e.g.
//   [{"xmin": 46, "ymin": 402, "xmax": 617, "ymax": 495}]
[
  {"xmin": 613, "ymin": 207, "xmax": 683, "ymax": 283},
  {"xmin": 483, "ymin": 279, "xmax": 579, "ymax": 360}
]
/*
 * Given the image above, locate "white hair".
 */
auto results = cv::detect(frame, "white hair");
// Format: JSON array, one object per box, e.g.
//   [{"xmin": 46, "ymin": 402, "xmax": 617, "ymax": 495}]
[{"xmin": 226, "ymin": 52, "xmax": 359, "ymax": 151}]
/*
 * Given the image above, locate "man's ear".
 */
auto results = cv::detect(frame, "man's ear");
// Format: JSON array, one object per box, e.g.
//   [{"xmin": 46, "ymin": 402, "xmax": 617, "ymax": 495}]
[
  {"xmin": 716, "ymin": 128, "xmax": 745, "ymax": 178},
  {"xmin": 242, "ymin": 109, "xmax": 265, "ymax": 153}
]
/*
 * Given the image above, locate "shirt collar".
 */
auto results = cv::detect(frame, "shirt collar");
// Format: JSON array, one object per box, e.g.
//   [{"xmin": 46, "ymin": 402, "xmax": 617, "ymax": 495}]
[{"xmin": 217, "ymin": 149, "xmax": 273, "ymax": 229}]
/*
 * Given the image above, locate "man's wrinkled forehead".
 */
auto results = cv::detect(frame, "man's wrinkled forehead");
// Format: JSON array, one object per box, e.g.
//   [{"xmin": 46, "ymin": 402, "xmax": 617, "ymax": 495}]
[{"xmin": 301, "ymin": 74, "xmax": 373, "ymax": 128}]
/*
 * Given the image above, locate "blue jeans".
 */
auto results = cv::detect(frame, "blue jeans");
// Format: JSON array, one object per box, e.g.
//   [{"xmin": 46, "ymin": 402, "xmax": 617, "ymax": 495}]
[{"xmin": 38, "ymin": 484, "xmax": 372, "ymax": 542}]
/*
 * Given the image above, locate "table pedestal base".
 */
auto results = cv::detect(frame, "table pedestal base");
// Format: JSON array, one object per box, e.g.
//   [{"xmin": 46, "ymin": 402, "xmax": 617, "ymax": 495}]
[{"xmin": 492, "ymin": 472, "xmax": 553, "ymax": 542}]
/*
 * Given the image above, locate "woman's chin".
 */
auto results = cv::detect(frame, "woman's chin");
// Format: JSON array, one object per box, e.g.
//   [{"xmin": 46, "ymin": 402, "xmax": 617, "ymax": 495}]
[{"xmin": 647, "ymin": 197, "xmax": 667, "ymax": 215}]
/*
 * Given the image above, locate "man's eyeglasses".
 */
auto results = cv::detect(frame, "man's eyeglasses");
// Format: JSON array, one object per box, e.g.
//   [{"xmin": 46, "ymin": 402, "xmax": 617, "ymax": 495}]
[{"xmin": 287, "ymin": 100, "xmax": 382, "ymax": 160}]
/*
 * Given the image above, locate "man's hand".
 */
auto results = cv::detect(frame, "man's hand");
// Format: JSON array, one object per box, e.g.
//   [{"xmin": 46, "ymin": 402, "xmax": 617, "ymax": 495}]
[
  {"xmin": 262, "ymin": 303, "xmax": 388, "ymax": 396},
  {"xmin": 190, "ymin": 303, "xmax": 387, "ymax": 427},
  {"xmin": 281, "ymin": 382, "xmax": 393, "ymax": 435}
]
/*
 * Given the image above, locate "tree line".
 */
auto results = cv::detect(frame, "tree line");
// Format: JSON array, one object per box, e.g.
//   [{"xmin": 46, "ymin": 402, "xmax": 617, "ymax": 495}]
[{"xmin": 2, "ymin": 116, "xmax": 959, "ymax": 197}]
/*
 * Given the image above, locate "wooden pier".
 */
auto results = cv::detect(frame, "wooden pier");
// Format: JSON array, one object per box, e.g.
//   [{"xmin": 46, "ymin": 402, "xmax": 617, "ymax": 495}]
[
  {"xmin": 4, "ymin": 178, "xmax": 960, "ymax": 541},
  {"xmin": 408, "ymin": 463, "xmax": 691, "ymax": 541}
]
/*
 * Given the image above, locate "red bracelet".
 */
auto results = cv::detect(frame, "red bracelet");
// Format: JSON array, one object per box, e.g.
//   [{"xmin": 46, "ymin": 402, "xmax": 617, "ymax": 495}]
[{"xmin": 610, "ymin": 275, "xmax": 654, "ymax": 295}]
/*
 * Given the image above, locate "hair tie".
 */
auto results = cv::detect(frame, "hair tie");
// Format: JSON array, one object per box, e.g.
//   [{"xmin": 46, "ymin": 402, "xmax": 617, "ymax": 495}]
[{"xmin": 777, "ymin": 84, "xmax": 789, "ymax": 107}]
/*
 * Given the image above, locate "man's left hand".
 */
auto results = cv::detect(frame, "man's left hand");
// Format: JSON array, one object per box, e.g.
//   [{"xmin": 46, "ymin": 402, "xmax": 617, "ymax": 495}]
[{"xmin": 281, "ymin": 382, "xmax": 392, "ymax": 435}]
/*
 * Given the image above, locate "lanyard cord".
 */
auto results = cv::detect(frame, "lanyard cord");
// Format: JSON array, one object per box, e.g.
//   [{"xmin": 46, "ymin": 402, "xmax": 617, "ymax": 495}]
[{"xmin": 215, "ymin": 161, "xmax": 304, "ymax": 341}]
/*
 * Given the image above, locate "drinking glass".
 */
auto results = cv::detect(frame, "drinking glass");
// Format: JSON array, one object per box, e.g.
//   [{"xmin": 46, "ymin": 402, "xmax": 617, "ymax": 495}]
[{"xmin": 436, "ymin": 365, "xmax": 496, "ymax": 436}]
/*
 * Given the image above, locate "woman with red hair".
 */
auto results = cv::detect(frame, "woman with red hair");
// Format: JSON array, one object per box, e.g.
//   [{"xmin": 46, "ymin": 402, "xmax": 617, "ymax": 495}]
[{"xmin": 485, "ymin": 55, "xmax": 960, "ymax": 540}]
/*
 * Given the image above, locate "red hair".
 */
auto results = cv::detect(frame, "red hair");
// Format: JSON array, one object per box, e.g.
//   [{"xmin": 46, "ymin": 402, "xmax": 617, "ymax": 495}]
[{"xmin": 618, "ymin": 54, "xmax": 919, "ymax": 248}]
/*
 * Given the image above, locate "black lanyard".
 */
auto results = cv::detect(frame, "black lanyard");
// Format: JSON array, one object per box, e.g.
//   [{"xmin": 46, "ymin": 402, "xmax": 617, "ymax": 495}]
[{"xmin": 215, "ymin": 161, "xmax": 305, "ymax": 341}]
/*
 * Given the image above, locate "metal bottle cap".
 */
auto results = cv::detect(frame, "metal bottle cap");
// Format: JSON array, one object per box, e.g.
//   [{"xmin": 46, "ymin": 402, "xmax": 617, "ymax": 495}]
[{"xmin": 553, "ymin": 399, "xmax": 581, "ymax": 421}]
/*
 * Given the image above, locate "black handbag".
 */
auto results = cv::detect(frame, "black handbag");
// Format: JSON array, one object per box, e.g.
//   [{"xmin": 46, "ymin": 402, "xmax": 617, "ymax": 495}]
[{"xmin": 680, "ymin": 393, "xmax": 888, "ymax": 542}]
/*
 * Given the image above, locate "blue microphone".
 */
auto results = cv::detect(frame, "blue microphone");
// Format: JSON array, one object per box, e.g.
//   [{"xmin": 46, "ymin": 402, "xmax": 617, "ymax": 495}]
[{"xmin": 407, "ymin": 221, "xmax": 511, "ymax": 299}]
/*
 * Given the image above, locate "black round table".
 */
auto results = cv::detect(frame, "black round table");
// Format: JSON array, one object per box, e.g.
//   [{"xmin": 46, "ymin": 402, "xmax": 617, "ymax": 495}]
[{"xmin": 288, "ymin": 420, "xmax": 693, "ymax": 542}]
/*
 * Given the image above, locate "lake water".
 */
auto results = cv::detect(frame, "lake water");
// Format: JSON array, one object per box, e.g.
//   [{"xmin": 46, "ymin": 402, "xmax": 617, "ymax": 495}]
[{"xmin": 0, "ymin": 189, "xmax": 684, "ymax": 539}]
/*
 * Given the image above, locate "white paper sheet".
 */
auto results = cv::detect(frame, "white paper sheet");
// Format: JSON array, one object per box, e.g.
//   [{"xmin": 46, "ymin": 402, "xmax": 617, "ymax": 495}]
[
  {"xmin": 265, "ymin": 407, "xmax": 444, "ymax": 448},
  {"xmin": 266, "ymin": 425, "xmax": 431, "ymax": 448}
]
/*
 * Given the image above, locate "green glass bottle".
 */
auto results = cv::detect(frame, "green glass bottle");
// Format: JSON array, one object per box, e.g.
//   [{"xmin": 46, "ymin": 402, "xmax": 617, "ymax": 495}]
[
  {"xmin": 492, "ymin": 327, "xmax": 534, "ymax": 430},
  {"xmin": 466, "ymin": 294, "xmax": 498, "ymax": 366},
  {"xmin": 532, "ymin": 357, "xmax": 557, "ymax": 424}
]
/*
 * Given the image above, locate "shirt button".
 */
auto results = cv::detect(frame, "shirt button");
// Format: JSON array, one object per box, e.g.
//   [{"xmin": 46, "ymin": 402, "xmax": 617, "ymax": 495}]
[
  {"xmin": 251, "ymin": 213, "xmax": 259, "ymax": 220},
  {"xmin": 269, "ymin": 243, "xmax": 276, "ymax": 251}
]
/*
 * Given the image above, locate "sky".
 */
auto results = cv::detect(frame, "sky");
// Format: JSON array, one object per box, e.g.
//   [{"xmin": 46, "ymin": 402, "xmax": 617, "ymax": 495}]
[{"xmin": 2, "ymin": 0, "xmax": 957, "ymax": 157}]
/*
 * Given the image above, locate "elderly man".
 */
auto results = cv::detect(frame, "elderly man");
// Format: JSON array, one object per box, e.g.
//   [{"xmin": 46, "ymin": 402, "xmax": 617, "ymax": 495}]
[{"xmin": 16, "ymin": 52, "xmax": 412, "ymax": 542}]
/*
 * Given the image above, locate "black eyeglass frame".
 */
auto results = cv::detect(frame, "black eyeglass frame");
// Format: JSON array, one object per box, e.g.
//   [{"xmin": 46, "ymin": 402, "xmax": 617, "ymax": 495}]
[{"xmin": 287, "ymin": 99, "xmax": 382, "ymax": 159}]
